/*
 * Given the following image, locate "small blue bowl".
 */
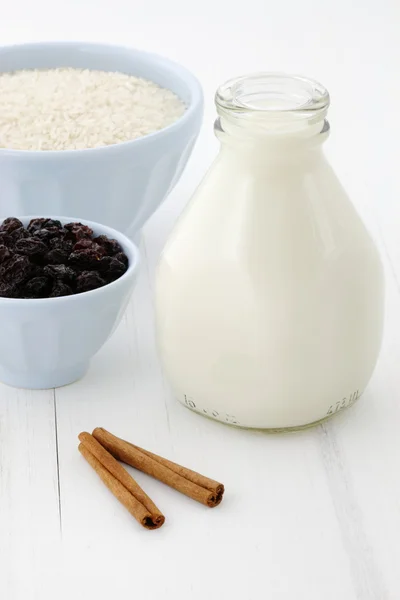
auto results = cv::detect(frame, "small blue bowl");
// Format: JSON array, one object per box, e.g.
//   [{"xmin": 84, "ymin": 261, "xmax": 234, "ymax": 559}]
[
  {"xmin": 0, "ymin": 42, "xmax": 204, "ymax": 237},
  {"xmin": 0, "ymin": 216, "xmax": 140, "ymax": 390}
]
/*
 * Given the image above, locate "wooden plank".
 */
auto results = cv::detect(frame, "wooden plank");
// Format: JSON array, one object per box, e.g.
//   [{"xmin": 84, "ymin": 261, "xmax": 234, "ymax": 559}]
[
  {"xmin": 316, "ymin": 170, "xmax": 400, "ymax": 598},
  {"xmin": 0, "ymin": 388, "xmax": 60, "ymax": 599}
]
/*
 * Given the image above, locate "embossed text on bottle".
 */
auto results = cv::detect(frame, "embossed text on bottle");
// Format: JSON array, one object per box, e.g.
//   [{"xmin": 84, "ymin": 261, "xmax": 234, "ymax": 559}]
[
  {"xmin": 326, "ymin": 390, "xmax": 360, "ymax": 416},
  {"xmin": 184, "ymin": 395, "xmax": 240, "ymax": 425}
]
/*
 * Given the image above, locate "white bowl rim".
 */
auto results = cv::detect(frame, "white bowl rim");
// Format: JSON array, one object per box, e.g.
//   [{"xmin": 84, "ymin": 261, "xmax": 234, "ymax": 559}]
[
  {"xmin": 0, "ymin": 40, "xmax": 204, "ymax": 158},
  {"xmin": 0, "ymin": 215, "xmax": 140, "ymax": 305}
]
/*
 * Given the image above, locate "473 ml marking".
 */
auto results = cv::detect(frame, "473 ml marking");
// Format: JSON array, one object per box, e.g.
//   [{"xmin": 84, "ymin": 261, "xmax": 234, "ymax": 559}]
[
  {"xmin": 184, "ymin": 395, "xmax": 240, "ymax": 425},
  {"xmin": 326, "ymin": 390, "xmax": 360, "ymax": 416}
]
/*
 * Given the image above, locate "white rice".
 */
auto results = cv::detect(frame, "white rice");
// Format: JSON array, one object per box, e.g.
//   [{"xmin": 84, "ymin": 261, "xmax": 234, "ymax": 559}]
[{"xmin": 0, "ymin": 68, "xmax": 186, "ymax": 151}]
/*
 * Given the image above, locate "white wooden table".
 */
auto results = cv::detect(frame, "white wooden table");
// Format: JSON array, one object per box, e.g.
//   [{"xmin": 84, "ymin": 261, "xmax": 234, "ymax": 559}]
[{"xmin": 0, "ymin": 1, "xmax": 399, "ymax": 598}]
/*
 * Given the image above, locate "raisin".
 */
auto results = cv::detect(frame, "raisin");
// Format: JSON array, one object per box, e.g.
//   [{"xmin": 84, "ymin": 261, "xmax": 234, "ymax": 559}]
[
  {"xmin": 65, "ymin": 222, "xmax": 93, "ymax": 234},
  {"xmin": 45, "ymin": 248, "xmax": 69, "ymax": 265},
  {"xmin": 114, "ymin": 252, "xmax": 129, "ymax": 267},
  {"xmin": 44, "ymin": 264, "xmax": 76, "ymax": 285},
  {"xmin": 15, "ymin": 237, "xmax": 48, "ymax": 258},
  {"xmin": 0, "ymin": 255, "xmax": 34, "ymax": 285},
  {"xmin": 49, "ymin": 236, "xmax": 73, "ymax": 253},
  {"xmin": 0, "ymin": 283, "xmax": 18, "ymax": 298},
  {"xmin": 72, "ymin": 238, "xmax": 92, "ymax": 251},
  {"xmin": 98, "ymin": 256, "xmax": 127, "ymax": 281},
  {"xmin": 33, "ymin": 227, "xmax": 62, "ymax": 243},
  {"xmin": 76, "ymin": 270, "xmax": 106, "ymax": 293},
  {"xmin": 93, "ymin": 235, "xmax": 122, "ymax": 256},
  {"xmin": 0, "ymin": 245, "xmax": 11, "ymax": 264},
  {"xmin": 0, "ymin": 232, "xmax": 13, "ymax": 247},
  {"xmin": 73, "ymin": 239, "xmax": 105, "ymax": 255},
  {"xmin": 69, "ymin": 249, "xmax": 103, "ymax": 270},
  {"xmin": 64, "ymin": 222, "xmax": 93, "ymax": 241},
  {"xmin": 23, "ymin": 276, "xmax": 52, "ymax": 299},
  {"xmin": 9, "ymin": 227, "xmax": 29, "ymax": 245},
  {"xmin": 49, "ymin": 282, "xmax": 73, "ymax": 298},
  {"xmin": 0, "ymin": 218, "xmax": 23, "ymax": 234},
  {"xmin": 27, "ymin": 218, "xmax": 62, "ymax": 233},
  {"xmin": 27, "ymin": 218, "xmax": 48, "ymax": 233},
  {"xmin": 43, "ymin": 219, "xmax": 62, "ymax": 230}
]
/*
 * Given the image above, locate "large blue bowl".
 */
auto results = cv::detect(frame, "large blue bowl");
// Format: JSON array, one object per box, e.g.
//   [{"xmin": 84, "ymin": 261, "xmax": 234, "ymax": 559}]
[{"xmin": 0, "ymin": 42, "xmax": 203, "ymax": 236}]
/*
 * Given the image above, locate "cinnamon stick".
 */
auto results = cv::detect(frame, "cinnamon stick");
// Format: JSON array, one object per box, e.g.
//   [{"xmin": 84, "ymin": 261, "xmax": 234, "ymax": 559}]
[
  {"xmin": 78, "ymin": 432, "xmax": 165, "ymax": 529},
  {"xmin": 92, "ymin": 427, "xmax": 224, "ymax": 508}
]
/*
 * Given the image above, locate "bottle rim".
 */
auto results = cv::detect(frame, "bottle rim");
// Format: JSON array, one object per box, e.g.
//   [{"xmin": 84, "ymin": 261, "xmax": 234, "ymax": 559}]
[{"xmin": 215, "ymin": 73, "xmax": 330, "ymax": 124}]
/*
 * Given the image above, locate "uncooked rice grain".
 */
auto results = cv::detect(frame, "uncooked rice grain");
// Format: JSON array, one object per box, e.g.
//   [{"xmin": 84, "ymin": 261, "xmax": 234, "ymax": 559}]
[{"xmin": 0, "ymin": 68, "xmax": 186, "ymax": 151}]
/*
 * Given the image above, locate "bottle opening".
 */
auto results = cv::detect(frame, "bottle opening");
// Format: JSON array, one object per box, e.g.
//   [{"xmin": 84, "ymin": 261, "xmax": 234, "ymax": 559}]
[
  {"xmin": 215, "ymin": 73, "xmax": 330, "ymax": 138},
  {"xmin": 217, "ymin": 73, "xmax": 329, "ymax": 116}
]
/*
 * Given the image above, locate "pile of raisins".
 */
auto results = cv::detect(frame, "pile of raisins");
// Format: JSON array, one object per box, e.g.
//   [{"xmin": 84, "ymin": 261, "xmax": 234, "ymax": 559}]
[{"xmin": 0, "ymin": 218, "xmax": 129, "ymax": 299}]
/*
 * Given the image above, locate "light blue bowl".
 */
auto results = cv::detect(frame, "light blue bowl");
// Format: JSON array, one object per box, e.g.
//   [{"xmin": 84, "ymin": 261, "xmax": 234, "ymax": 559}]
[
  {"xmin": 0, "ymin": 216, "xmax": 140, "ymax": 390},
  {"xmin": 0, "ymin": 42, "xmax": 203, "ymax": 237}
]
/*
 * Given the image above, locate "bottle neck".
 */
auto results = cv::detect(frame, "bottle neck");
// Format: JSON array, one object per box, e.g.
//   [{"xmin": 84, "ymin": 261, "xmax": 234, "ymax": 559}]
[
  {"xmin": 215, "ymin": 73, "xmax": 330, "ymax": 154},
  {"xmin": 215, "ymin": 116, "xmax": 330, "ymax": 155}
]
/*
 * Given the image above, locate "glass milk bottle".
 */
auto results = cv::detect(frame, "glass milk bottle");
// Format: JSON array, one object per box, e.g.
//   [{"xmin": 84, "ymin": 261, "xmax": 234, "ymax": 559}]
[{"xmin": 155, "ymin": 73, "xmax": 384, "ymax": 430}]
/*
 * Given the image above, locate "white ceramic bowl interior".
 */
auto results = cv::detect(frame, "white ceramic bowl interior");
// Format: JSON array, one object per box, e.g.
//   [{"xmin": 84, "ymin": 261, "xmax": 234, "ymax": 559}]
[
  {"xmin": 0, "ymin": 42, "xmax": 204, "ymax": 238},
  {"xmin": 0, "ymin": 216, "xmax": 140, "ymax": 389}
]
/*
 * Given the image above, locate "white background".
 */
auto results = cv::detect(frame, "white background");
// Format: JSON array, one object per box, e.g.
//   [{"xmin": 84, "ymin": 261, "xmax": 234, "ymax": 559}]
[{"xmin": 0, "ymin": 1, "xmax": 400, "ymax": 599}]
